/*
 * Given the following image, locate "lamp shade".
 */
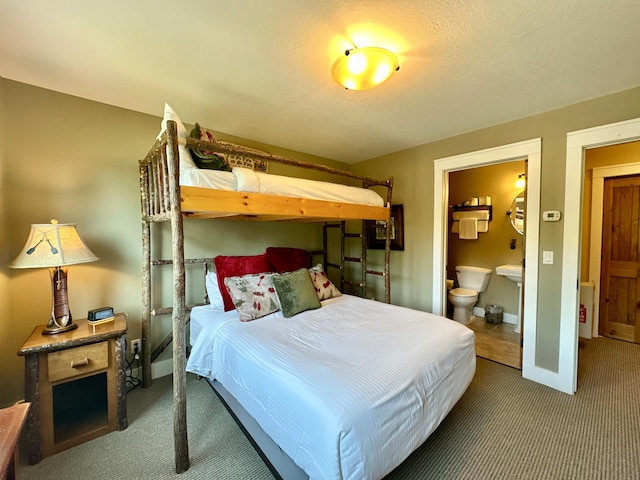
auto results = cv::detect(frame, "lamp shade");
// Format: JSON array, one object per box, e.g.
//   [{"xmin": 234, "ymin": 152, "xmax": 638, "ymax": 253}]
[
  {"xmin": 10, "ymin": 221, "xmax": 98, "ymax": 269},
  {"xmin": 331, "ymin": 46, "xmax": 399, "ymax": 90}
]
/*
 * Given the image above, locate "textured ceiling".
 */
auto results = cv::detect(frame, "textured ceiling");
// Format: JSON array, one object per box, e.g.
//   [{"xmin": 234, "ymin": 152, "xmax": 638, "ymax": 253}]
[{"xmin": 1, "ymin": 0, "xmax": 640, "ymax": 163}]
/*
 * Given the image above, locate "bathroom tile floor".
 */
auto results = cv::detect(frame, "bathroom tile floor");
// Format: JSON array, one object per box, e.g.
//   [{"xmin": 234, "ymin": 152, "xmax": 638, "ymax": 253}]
[{"xmin": 466, "ymin": 317, "xmax": 522, "ymax": 369}]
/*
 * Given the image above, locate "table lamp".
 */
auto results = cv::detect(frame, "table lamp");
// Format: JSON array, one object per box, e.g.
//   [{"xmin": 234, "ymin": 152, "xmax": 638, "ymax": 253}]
[{"xmin": 10, "ymin": 220, "xmax": 99, "ymax": 334}]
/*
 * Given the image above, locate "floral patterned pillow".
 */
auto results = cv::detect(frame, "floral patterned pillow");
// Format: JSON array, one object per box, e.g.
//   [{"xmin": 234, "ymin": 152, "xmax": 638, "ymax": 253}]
[
  {"xmin": 308, "ymin": 264, "xmax": 342, "ymax": 301},
  {"xmin": 224, "ymin": 273, "xmax": 281, "ymax": 321},
  {"xmin": 214, "ymin": 253, "xmax": 274, "ymax": 311}
]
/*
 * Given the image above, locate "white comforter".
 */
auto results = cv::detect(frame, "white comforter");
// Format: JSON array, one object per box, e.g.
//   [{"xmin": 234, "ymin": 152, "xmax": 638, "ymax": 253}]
[{"xmin": 187, "ymin": 295, "xmax": 475, "ymax": 480}]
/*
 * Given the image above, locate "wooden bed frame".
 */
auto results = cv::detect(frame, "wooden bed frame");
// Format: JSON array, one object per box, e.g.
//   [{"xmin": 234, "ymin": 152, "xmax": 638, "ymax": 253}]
[{"xmin": 138, "ymin": 120, "xmax": 394, "ymax": 473}]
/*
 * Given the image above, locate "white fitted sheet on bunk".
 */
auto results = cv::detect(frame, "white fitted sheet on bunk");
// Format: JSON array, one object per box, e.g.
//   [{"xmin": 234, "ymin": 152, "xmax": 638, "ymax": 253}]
[
  {"xmin": 187, "ymin": 295, "xmax": 475, "ymax": 480},
  {"xmin": 180, "ymin": 164, "xmax": 385, "ymax": 207}
]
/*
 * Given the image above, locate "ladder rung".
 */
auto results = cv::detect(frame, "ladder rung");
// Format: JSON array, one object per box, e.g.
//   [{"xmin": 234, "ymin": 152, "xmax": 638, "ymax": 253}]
[
  {"xmin": 365, "ymin": 270, "xmax": 386, "ymax": 276},
  {"xmin": 344, "ymin": 233, "xmax": 362, "ymax": 238},
  {"xmin": 326, "ymin": 262, "xmax": 342, "ymax": 270},
  {"xmin": 344, "ymin": 280, "xmax": 365, "ymax": 287},
  {"xmin": 344, "ymin": 257, "xmax": 362, "ymax": 263}
]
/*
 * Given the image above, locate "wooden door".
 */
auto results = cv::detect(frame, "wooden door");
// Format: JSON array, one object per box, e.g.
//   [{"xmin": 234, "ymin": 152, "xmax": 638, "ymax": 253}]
[{"xmin": 599, "ymin": 175, "xmax": 640, "ymax": 343}]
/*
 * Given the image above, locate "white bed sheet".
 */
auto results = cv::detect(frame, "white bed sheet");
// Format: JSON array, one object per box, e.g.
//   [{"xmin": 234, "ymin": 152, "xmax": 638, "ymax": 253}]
[
  {"xmin": 179, "ymin": 163, "xmax": 384, "ymax": 207},
  {"xmin": 189, "ymin": 303, "xmax": 237, "ymax": 348},
  {"xmin": 187, "ymin": 295, "xmax": 475, "ymax": 480}
]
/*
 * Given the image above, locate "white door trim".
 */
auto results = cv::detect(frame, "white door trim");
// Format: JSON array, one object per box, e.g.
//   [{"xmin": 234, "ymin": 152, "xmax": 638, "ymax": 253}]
[
  {"xmin": 433, "ymin": 139, "xmax": 541, "ymax": 385},
  {"xmin": 563, "ymin": 117, "xmax": 640, "ymax": 393},
  {"xmin": 589, "ymin": 162, "xmax": 640, "ymax": 337}
]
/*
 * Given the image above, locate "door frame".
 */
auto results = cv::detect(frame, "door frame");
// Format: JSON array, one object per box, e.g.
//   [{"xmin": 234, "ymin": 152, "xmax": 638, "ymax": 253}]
[
  {"xmin": 589, "ymin": 163, "xmax": 640, "ymax": 337},
  {"xmin": 432, "ymin": 139, "xmax": 541, "ymax": 385},
  {"xmin": 563, "ymin": 117, "xmax": 640, "ymax": 393}
]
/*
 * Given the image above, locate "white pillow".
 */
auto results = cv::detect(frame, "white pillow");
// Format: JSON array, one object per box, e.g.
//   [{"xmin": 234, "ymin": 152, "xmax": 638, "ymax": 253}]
[
  {"xmin": 157, "ymin": 103, "xmax": 197, "ymax": 169},
  {"xmin": 232, "ymin": 167, "xmax": 260, "ymax": 193},
  {"xmin": 205, "ymin": 271, "xmax": 225, "ymax": 310}
]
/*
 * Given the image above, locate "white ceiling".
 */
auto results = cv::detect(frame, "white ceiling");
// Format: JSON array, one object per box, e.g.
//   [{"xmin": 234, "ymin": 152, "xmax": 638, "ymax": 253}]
[{"xmin": 1, "ymin": 0, "xmax": 640, "ymax": 164}]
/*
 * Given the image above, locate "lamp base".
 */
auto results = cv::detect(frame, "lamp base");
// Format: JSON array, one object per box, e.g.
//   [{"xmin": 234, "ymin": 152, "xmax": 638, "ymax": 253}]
[
  {"xmin": 42, "ymin": 267, "xmax": 77, "ymax": 335},
  {"xmin": 42, "ymin": 321, "xmax": 78, "ymax": 335}
]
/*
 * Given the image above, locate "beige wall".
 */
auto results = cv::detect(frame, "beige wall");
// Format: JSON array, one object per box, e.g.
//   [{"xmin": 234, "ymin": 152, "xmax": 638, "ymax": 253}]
[
  {"xmin": 448, "ymin": 161, "xmax": 526, "ymax": 316},
  {"xmin": 0, "ymin": 78, "xmax": 9, "ymax": 399},
  {"xmin": 0, "ymin": 80, "xmax": 343, "ymax": 407},
  {"xmin": 353, "ymin": 85, "xmax": 640, "ymax": 372},
  {"xmin": 581, "ymin": 141, "xmax": 640, "ymax": 281}
]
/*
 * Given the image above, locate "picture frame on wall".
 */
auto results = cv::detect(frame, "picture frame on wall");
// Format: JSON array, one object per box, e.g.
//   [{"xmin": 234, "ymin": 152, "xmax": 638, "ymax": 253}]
[{"xmin": 366, "ymin": 204, "xmax": 404, "ymax": 251}]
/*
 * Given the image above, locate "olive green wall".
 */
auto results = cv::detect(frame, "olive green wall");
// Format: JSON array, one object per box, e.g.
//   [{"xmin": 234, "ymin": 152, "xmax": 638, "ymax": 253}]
[
  {"xmin": 0, "ymin": 78, "xmax": 10, "ymax": 397},
  {"xmin": 0, "ymin": 79, "xmax": 345, "ymax": 407},
  {"xmin": 352, "ymin": 85, "xmax": 640, "ymax": 372}
]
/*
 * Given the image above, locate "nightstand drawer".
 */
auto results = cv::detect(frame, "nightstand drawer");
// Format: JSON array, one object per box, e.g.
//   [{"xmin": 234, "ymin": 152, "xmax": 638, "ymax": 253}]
[{"xmin": 48, "ymin": 342, "xmax": 109, "ymax": 382}]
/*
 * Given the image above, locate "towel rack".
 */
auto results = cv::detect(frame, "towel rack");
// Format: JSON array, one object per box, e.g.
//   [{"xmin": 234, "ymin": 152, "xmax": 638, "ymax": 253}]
[
  {"xmin": 452, "ymin": 205, "xmax": 492, "ymax": 220},
  {"xmin": 451, "ymin": 205, "xmax": 492, "ymax": 234}
]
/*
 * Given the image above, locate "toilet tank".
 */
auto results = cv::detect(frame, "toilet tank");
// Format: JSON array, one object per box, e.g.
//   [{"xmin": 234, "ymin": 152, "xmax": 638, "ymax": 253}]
[{"xmin": 455, "ymin": 265, "xmax": 492, "ymax": 292}]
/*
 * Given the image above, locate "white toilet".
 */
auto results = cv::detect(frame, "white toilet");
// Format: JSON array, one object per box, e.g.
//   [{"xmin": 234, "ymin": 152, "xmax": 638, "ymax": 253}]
[{"xmin": 448, "ymin": 265, "xmax": 492, "ymax": 324}]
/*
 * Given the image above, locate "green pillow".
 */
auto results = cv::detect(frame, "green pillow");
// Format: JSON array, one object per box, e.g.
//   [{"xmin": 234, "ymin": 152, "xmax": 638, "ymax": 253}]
[
  {"xmin": 188, "ymin": 123, "xmax": 232, "ymax": 171},
  {"xmin": 272, "ymin": 268, "xmax": 321, "ymax": 318}
]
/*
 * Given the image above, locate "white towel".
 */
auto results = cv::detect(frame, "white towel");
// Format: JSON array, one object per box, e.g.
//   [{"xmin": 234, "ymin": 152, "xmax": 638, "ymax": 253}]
[
  {"xmin": 459, "ymin": 217, "xmax": 478, "ymax": 240},
  {"xmin": 452, "ymin": 210, "xmax": 490, "ymax": 221}
]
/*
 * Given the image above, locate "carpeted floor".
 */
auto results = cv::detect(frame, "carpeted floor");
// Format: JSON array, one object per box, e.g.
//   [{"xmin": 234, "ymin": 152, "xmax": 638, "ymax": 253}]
[{"xmin": 18, "ymin": 336, "xmax": 640, "ymax": 479}]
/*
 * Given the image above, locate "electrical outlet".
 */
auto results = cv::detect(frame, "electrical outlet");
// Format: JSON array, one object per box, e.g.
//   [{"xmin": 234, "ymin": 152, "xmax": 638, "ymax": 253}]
[{"xmin": 131, "ymin": 339, "xmax": 141, "ymax": 355}]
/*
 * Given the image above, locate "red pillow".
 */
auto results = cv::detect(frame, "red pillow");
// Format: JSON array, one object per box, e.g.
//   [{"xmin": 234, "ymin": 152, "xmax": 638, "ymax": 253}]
[
  {"xmin": 214, "ymin": 254, "xmax": 274, "ymax": 311},
  {"xmin": 266, "ymin": 247, "xmax": 311, "ymax": 273}
]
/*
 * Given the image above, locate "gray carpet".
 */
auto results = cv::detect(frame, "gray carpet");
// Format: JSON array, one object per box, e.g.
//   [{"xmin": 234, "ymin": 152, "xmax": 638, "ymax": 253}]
[{"xmin": 19, "ymin": 337, "xmax": 640, "ymax": 479}]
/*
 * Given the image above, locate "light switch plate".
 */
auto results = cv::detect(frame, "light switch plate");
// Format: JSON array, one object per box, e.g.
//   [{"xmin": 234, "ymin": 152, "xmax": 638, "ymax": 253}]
[{"xmin": 543, "ymin": 251, "xmax": 554, "ymax": 264}]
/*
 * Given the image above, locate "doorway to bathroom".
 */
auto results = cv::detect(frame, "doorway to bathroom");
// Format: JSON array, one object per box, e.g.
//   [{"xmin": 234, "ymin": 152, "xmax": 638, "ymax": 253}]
[
  {"xmin": 433, "ymin": 138, "xmax": 543, "ymax": 387},
  {"xmin": 447, "ymin": 161, "xmax": 526, "ymax": 368}
]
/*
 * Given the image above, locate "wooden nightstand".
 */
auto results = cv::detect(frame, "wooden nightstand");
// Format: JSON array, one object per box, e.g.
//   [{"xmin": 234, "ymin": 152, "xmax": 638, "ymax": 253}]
[{"xmin": 17, "ymin": 313, "xmax": 128, "ymax": 464}]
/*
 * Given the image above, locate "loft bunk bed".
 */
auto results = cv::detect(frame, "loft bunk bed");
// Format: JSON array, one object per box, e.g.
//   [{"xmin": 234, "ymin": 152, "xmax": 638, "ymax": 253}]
[{"xmin": 139, "ymin": 114, "xmax": 394, "ymax": 474}]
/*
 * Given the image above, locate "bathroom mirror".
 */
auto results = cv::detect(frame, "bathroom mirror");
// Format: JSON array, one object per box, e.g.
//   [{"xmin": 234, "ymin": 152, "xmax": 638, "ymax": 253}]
[{"xmin": 509, "ymin": 193, "xmax": 525, "ymax": 235}]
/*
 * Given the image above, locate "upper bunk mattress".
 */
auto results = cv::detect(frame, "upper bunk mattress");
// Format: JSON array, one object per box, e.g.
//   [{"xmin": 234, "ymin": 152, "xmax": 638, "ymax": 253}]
[
  {"xmin": 180, "ymin": 164, "xmax": 385, "ymax": 207},
  {"xmin": 187, "ymin": 295, "xmax": 475, "ymax": 480}
]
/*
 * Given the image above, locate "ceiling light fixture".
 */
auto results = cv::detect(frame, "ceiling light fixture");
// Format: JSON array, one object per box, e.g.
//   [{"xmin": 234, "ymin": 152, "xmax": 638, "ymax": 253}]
[{"xmin": 331, "ymin": 46, "xmax": 399, "ymax": 91}]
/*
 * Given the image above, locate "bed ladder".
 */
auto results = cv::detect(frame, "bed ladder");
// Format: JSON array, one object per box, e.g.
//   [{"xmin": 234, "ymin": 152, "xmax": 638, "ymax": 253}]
[{"xmin": 323, "ymin": 221, "xmax": 389, "ymax": 303}]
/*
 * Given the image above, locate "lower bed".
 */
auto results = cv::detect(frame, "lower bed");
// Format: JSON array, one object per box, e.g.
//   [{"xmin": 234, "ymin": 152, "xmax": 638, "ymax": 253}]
[{"xmin": 187, "ymin": 295, "xmax": 475, "ymax": 480}]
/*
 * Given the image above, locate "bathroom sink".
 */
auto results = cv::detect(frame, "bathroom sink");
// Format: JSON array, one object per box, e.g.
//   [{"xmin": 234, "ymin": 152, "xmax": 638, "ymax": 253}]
[
  {"xmin": 495, "ymin": 264, "xmax": 523, "ymax": 284},
  {"xmin": 496, "ymin": 264, "xmax": 524, "ymax": 334}
]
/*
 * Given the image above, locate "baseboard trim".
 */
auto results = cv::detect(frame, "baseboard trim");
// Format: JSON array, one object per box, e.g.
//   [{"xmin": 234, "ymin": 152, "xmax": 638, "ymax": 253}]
[
  {"xmin": 131, "ymin": 358, "xmax": 173, "ymax": 381},
  {"xmin": 151, "ymin": 358, "xmax": 174, "ymax": 379}
]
